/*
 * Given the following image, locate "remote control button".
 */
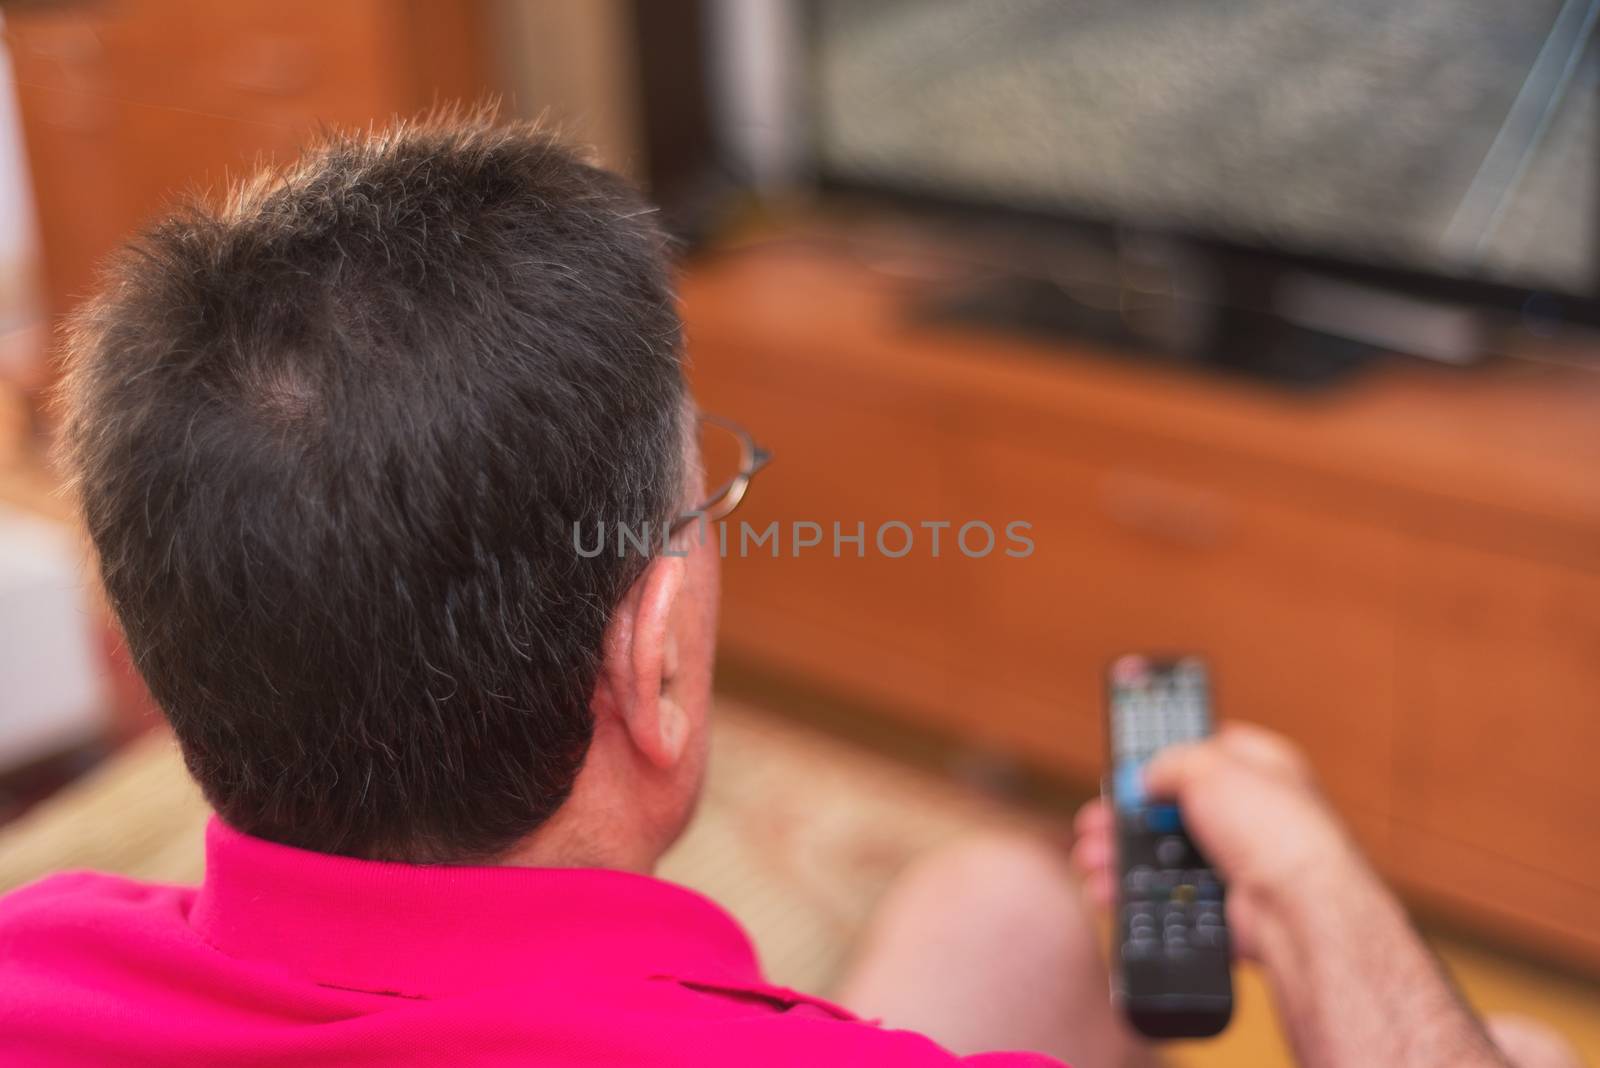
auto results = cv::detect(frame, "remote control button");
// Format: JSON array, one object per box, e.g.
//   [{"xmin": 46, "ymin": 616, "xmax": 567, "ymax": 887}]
[
  {"xmin": 1172, "ymin": 883, "xmax": 1196, "ymax": 905},
  {"xmin": 1155, "ymin": 836, "xmax": 1188, "ymax": 868},
  {"xmin": 1195, "ymin": 925, "xmax": 1228, "ymax": 950},
  {"xmin": 1125, "ymin": 865, "xmax": 1155, "ymax": 895},
  {"xmin": 1144, "ymin": 805, "xmax": 1183, "ymax": 834},
  {"xmin": 1123, "ymin": 940, "xmax": 1160, "ymax": 962}
]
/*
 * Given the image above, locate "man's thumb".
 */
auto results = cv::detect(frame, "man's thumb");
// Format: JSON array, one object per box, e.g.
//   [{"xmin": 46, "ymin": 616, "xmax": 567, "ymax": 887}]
[{"xmin": 1141, "ymin": 741, "xmax": 1207, "ymax": 802}]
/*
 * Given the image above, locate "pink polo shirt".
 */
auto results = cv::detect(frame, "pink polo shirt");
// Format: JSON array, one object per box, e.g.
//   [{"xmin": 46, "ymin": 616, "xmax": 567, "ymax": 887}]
[{"xmin": 0, "ymin": 818, "xmax": 1063, "ymax": 1066}]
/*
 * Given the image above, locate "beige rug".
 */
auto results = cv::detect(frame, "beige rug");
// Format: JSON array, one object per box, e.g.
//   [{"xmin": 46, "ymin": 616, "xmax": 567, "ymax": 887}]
[{"xmin": 2, "ymin": 701, "xmax": 1595, "ymax": 1067}]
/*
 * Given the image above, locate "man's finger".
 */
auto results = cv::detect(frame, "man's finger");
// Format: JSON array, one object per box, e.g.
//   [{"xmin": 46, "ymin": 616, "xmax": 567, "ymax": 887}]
[
  {"xmin": 1217, "ymin": 722, "xmax": 1311, "ymax": 782},
  {"xmin": 1141, "ymin": 740, "xmax": 1210, "ymax": 800},
  {"xmin": 1080, "ymin": 868, "xmax": 1114, "ymax": 909},
  {"xmin": 1074, "ymin": 798, "xmax": 1111, "ymax": 836},
  {"xmin": 1070, "ymin": 827, "xmax": 1112, "ymax": 871}
]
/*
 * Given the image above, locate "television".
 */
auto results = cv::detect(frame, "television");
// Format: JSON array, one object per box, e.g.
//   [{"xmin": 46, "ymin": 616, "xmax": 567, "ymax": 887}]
[{"xmin": 635, "ymin": 0, "xmax": 1600, "ymax": 381}]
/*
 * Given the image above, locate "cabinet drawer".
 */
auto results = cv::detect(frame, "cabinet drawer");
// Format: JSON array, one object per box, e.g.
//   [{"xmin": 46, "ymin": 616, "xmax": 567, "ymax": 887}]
[
  {"xmin": 693, "ymin": 369, "xmax": 966, "ymax": 721},
  {"xmin": 949, "ymin": 434, "xmax": 1400, "ymax": 855},
  {"xmin": 1394, "ymin": 540, "xmax": 1600, "ymax": 963}
]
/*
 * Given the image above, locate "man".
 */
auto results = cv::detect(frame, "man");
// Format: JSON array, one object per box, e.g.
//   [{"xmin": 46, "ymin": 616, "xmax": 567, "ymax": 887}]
[{"xmin": 0, "ymin": 116, "xmax": 1581, "ymax": 1068}]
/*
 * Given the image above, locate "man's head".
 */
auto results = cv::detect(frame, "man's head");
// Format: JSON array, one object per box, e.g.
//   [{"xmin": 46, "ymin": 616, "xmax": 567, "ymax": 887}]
[{"xmin": 61, "ymin": 116, "xmax": 719, "ymax": 865}]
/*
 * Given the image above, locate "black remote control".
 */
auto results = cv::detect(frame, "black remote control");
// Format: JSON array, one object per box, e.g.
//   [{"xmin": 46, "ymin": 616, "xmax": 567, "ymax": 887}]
[{"xmin": 1105, "ymin": 654, "xmax": 1233, "ymax": 1039}]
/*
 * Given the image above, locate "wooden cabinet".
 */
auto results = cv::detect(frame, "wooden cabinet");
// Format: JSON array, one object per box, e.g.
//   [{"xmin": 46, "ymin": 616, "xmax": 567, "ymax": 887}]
[
  {"xmin": 949, "ymin": 433, "xmax": 1398, "ymax": 861},
  {"xmin": 4, "ymin": 0, "xmax": 491, "ymax": 339},
  {"xmin": 682, "ymin": 234, "xmax": 1600, "ymax": 973},
  {"xmin": 1391, "ymin": 541, "xmax": 1600, "ymax": 963},
  {"xmin": 692, "ymin": 369, "xmax": 966, "ymax": 720}
]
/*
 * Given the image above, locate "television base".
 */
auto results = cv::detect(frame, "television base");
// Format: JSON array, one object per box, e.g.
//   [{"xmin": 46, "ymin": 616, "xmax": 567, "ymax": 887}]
[{"xmin": 913, "ymin": 272, "xmax": 1377, "ymax": 390}]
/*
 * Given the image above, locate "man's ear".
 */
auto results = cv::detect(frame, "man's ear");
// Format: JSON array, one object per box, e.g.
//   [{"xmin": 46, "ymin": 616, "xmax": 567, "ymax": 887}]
[{"xmin": 594, "ymin": 554, "xmax": 688, "ymax": 769}]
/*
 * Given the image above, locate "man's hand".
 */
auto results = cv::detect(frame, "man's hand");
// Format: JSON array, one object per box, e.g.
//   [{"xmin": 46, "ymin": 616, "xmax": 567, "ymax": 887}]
[
  {"xmin": 1073, "ymin": 723, "xmax": 1514, "ymax": 1068},
  {"xmin": 1071, "ymin": 722, "xmax": 1370, "ymax": 960}
]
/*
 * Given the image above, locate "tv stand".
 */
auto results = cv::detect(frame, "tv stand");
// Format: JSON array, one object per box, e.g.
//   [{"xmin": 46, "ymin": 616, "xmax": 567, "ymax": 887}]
[
  {"xmin": 683, "ymin": 224, "xmax": 1600, "ymax": 975},
  {"xmin": 916, "ymin": 270, "xmax": 1377, "ymax": 388}
]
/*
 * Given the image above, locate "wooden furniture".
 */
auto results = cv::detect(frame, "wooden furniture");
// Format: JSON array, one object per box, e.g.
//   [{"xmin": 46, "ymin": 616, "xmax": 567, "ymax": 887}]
[
  {"xmin": 682, "ymin": 230, "xmax": 1600, "ymax": 974},
  {"xmin": 3, "ymin": 0, "xmax": 491, "ymax": 353}
]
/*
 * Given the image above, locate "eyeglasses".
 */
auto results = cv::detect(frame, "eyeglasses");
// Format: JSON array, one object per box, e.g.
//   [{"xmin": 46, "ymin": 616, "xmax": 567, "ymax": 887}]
[{"xmin": 672, "ymin": 414, "xmax": 772, "ymax": 534}]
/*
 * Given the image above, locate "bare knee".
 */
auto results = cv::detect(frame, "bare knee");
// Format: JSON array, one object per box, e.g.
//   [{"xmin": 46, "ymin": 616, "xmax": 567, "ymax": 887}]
[
  {"xmin": 837, "ymin": 831, "xmax": 1122, "ymax": 1062},
  {"xmin": 1485, "ymin": 1013, "xmax": 1585, "ymax": 1068},
  {"xmin": 881, "ymin": 831, "xmax": 1093, "ymax": 953}
]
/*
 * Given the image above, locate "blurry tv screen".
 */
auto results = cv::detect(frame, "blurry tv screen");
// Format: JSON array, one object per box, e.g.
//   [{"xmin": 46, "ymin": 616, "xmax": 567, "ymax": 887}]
[{"xmin": 813, "ymin": 0, "xmax": 1599, "ymax": 300}]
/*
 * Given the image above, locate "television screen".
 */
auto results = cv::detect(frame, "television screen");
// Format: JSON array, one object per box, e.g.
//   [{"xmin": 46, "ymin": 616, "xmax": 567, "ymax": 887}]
[{"xmin": 813, "ymin": 0, "xmax": 1599, "ymax": 300}]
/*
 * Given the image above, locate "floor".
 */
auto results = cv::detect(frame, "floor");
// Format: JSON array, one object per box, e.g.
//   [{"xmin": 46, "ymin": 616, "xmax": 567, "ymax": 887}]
[{"xmin": 1, "ymin": 697, "xmax": 1595, "ymax": 1066}]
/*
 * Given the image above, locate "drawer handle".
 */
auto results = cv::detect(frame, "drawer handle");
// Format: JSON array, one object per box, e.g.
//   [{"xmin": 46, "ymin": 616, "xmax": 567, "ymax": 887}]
[
  {"xmin": 222, "ymin": 38, "xmax": 316, "ymax": 96},
  {"xmin": 14, "ymin": 25, "xmax": 104, "ymax": 65},
  {"xmin": 1099, "ymin": 471, "xmax": 1233, "ymax": 549}
]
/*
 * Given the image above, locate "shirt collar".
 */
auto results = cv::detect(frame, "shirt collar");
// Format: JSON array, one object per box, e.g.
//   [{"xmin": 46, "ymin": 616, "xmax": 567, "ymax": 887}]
[{"xmin": 189, "ymin": 817, "xmax": 762, "ymax": 999}]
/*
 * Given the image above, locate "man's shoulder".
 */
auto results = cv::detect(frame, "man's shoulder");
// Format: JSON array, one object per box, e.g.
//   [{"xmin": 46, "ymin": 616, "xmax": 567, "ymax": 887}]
[{"xmin": 0, "ymin": 870, "xmax": 193, "ymax": 940}]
